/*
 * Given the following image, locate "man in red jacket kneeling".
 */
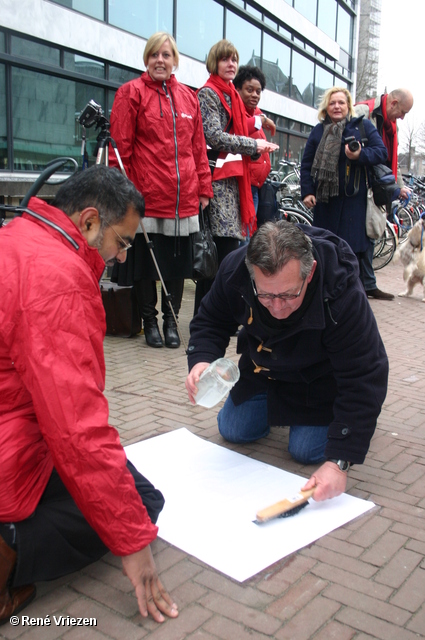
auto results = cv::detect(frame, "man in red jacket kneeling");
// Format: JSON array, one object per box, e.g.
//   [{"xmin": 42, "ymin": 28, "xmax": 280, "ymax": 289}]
[{"xmin": 0, "ymin": 165, "xmax": 178, "ymax": 624}]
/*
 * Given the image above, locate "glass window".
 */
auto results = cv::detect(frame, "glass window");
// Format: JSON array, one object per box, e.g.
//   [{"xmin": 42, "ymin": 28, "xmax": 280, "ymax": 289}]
[
  {"xmin": 177, "ymin": 0, "xmax": 223, "ymax": 63},
  {"xmin": 294, "ymin": 0, "xmax": 317, "ymax": 25},
  {"xmin": 288, "ymin": 134, "xmax": 308, "ymax": 164},
  {"xmin": 246, "ymin": 3, "xmax": 262, "ymax": 20},
  {"xmin": 225, "ymin": 10, "xmax": 261, "ymax": 66},
  {"xmin": 264, "ymin": 16, "xmax": 278, "ymax": 30},
  {"xmin": 11, "ymin": 36, "xmax": 60, "ymax": 66},
  {"xmin": 64, "ymin": 53, "xmax": 105, "ymax": 79},
  {"xmin": 107, "ymin": 89, "xmax": 117, "ymax": 122},
  {"xmin": 50, "ymin": 0, "xmax": 103, "ymax": 20},
  {"xmin": 109, "ymin": 65, "xmax": 140, "ymax": 85},
  {"xmin": 317, "ymin": 0, "xmax": 336, "ymax": 40},
  {"xmin": 336, "ymin": 4, "xmax": 352, "ymax": 53},
  {"xmin": 109, "ymin": 0, "xmax": 173, "ymax": 40},
  {"xmin": 278, "ymin": 25, "xmax": 292, "ymax": 40},
  {"xmin": 270, "ymin": 130, "xmax": 288, "ymax": 171},
  {"xmin": 11, "ymin": 67, "xmax": 105, "ymax": 171},
  {"xmin": 291, "ymin": 51, "xmax": 314, "ymax": 106},
  {"xmin": 314, "ymin": 65, "xmax": 333, "ymax": 107},
  {"xmin": 262, "ymin": 33, "xmax": 291, "ymax": 97},
  {"xmin": 0, "ymin": 31, "xmax": 5, "ymax": 52},
  {"xmin": 0, "ymin": 64, "xmax": 7, "ymax": 169}
]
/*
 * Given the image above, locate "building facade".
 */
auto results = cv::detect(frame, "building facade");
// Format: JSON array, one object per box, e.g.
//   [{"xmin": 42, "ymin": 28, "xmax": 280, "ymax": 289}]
[
  {"xmin": 356, "ymin": 0, "xmax": 381, "ymax": 101},
  {"xmin": 0, "ymin": 0, "xmax": 358, "ymax": 198}
]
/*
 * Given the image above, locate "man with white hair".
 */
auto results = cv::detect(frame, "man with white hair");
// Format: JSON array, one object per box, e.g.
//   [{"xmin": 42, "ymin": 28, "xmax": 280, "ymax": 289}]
[{"xmin": 355, "ymin": 88, "xmax": 414, "ymax": 300}]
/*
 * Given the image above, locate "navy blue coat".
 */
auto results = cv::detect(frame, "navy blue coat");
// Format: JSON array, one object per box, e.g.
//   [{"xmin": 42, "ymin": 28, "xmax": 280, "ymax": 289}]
[
  {"xmin": 188, "ymin": 227, "xmax": 388, "ymax": 464},
  {"xmin": 300, "ymin": 116, "xmax": 388, "ymax": 253}
]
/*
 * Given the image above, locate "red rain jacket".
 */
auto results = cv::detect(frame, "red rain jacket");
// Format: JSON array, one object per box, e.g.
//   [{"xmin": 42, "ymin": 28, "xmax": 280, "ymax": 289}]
[
  {"xmin": 246, "ymin": 106, "xmax": 271, "ymax": 188},
  {"xmin": 109, "ymin": 73, "xmax": 213, "ymax": 219},
  {"xmin": 0, "ymin": 198, "xmax": 157, "ymax": 555}
]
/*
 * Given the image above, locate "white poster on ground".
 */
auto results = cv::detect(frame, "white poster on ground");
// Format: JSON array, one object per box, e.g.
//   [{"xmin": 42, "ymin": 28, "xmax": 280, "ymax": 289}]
[{"xmin": 125, "ymin": 428, "xmax": 374, "ymax": 582}]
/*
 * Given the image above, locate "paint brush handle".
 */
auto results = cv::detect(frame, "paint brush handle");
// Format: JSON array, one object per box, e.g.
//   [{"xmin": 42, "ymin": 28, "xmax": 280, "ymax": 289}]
[{"xmin": 255, "ymin": 487, "xmax": 316, "ymax": 523}]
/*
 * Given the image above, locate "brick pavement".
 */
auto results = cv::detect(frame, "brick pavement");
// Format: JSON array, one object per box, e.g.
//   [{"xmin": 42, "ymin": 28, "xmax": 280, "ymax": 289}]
[{"xmin": 2, "ymin": 262, "xmax": 425, "ymax": 640}]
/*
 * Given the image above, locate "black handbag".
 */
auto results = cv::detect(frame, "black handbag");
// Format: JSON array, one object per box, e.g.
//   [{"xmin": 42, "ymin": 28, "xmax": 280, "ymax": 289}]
[
  {"xmin": 358, "ymin": 119, "xmax": 398, "ymax": 209},
  {"xmin": 192, "ymin": 205, "xmax": 218, "ymax": 280},
  {"xmin": 370, "ymin": 163, "xmax": 399, "ymax": 208}
]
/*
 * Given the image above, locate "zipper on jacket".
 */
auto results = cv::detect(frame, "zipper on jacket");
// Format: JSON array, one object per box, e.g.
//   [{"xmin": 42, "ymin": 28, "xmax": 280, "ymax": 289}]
[{"xmin": 163, "ymin": 81, "xmax": 181, "ymax": 255}]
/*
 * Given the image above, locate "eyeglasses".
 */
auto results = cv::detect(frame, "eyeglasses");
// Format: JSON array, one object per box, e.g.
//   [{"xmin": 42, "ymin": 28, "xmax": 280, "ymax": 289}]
[
  {"xmin": 105, "ymin": 220, "xmax": 132, "ymax": 253},
  {"xmin": 252, "ymin": 276, "xmax": 307, "ymax": 302}
]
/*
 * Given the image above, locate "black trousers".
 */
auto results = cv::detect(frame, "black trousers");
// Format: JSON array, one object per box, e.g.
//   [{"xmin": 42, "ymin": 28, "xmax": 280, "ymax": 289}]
[{"xmin": 11, "ymin": 462, "xmax": 164, "ymax": 587}]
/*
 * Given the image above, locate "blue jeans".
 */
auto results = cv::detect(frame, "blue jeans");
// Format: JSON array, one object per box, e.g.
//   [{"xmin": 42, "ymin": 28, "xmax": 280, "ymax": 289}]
[
  {"xmin": 217, "ymin": 393, "xmax": 328, "ymax": 465},
  {"xmin": 361, "ymin": 239, "xmax": 376, "ymax": 290}
]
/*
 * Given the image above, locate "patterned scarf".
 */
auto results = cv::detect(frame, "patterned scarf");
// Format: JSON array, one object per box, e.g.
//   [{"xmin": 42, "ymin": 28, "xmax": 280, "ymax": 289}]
[
  {"xmin": 311, "ymin": 117, "xmax": 346, "ymax": 203},
  {"xmin": 203, "ymin": 74, "xmax": 256, "ymax": 235}
]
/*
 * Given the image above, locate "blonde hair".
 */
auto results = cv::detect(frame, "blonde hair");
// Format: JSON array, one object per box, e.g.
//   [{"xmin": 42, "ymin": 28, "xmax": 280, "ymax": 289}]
[
  {"xmin": 317, "ymin": 86, "xmax": 354, "ymax": 121},
  {"xmin": 143, "ymin": 32, "xmax": 179, "ymax": 69},
  {"xmin": 206, "ymin": 39, "xmax": 239, "ymax": 75}
]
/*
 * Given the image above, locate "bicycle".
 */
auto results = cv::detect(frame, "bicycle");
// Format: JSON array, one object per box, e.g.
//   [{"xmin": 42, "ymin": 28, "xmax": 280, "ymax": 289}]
[{"xmin": 373, "ymin": 219, "xmax": 398, "ymax": 270}]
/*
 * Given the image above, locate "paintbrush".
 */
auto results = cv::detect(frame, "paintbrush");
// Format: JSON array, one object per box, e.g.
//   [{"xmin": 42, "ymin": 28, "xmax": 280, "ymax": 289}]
[{"xmin": 253, "ymin": 487, "xmax": 316, "ymax": 524}]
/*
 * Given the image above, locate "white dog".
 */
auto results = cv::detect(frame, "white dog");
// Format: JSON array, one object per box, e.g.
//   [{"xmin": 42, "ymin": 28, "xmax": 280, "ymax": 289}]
[{"xmin": 396, "ymin": 217, "xmax": 425, "ymax": 301}]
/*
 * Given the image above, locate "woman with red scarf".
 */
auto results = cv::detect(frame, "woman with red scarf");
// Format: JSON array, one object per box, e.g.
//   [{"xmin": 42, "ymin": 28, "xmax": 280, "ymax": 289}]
[{"xmin": 194, "ymin": 39, "xmax": 278, "ymax": 314}]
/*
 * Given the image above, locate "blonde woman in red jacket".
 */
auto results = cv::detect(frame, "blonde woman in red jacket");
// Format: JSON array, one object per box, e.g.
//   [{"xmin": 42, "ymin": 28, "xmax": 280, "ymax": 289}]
[{"xmin": 110, "ymin": 32, "xmax": 213, "ymax": 348}]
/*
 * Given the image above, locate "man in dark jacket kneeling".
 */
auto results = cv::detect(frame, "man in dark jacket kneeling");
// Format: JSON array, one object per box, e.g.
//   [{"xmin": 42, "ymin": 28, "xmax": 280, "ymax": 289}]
[{"xmin": 186, "ymin": 221, "xmax": 388, "ymax": 501}]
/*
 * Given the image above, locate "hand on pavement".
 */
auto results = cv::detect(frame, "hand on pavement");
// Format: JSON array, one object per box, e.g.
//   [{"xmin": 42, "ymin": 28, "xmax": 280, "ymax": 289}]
[{"xmin": 121, "ymin": 545, "xmax": 179, "ymax": 623}]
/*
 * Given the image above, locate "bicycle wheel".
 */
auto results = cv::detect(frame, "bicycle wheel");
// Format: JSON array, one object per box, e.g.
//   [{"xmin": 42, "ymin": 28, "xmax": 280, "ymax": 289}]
[
  {"xmin": 279, "ymin": 206, "xmax": 313, "ymax": 225},
  {"xmin": 373, "ymin": 220, "xmax": 397, "ymax": 270},
  {"xmin": 394, "ymin": 206, "xmax": 414, "ymax": 244}
]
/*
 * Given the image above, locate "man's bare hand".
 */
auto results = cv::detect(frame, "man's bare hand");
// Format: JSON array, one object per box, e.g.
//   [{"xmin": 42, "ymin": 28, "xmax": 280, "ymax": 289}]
[
  {"xmin": 121, "ymin": 545, "xmax": 178, "ymax": 623},
  {"xmin": 301, "ymin": 461, "xmax": 348, "ymax": 501},
  {"xmin": 185, "ymin": 362, "xmax": 210, "ymax": 404}
]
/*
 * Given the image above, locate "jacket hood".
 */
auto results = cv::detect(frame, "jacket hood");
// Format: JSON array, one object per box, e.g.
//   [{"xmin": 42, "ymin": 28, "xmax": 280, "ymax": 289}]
[{"xmin": 25, "ymin": 197, "xmax": 105, "ymax": 281}]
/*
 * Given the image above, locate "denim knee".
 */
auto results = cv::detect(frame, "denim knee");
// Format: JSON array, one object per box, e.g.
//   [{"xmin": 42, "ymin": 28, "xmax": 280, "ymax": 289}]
[
  {"xmin": 218, "ymin": 393, "xmax": 269, "ymax": 443},
  {"xmin": 288, "ymin": 425, "xmax": 328, "ymax": 465}
]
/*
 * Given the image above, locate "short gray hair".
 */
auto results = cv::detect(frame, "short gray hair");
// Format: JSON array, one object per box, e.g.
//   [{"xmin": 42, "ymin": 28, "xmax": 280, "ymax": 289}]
[{"xmin": 246, "ymin": 221, "xmax": 314, "ymax": 279}]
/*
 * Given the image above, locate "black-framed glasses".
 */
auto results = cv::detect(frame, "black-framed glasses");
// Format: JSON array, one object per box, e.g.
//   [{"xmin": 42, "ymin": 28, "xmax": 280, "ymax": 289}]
[
  {"xmin": 252, "ymin": 276, "xmax": 307, "ymax": 302},
  {"xmin": 105, "ymin": 220, "xmax": 132, "ymax": 253}
]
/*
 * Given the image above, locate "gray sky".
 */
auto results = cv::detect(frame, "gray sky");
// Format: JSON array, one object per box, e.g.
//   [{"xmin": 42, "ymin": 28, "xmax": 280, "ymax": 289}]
[{"xmin": 377, "ymin": 0, "xmax": 423, "ymax": 147}]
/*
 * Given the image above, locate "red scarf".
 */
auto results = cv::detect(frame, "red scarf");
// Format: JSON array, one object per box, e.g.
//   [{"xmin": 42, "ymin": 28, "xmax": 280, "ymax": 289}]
[
  {"xmin": 381, "ymin": 94, "xmax": 398, "ymax": 179},
  {"xmin": 203, "ymin": 74, "xmax": 256, "ymax": 235}
]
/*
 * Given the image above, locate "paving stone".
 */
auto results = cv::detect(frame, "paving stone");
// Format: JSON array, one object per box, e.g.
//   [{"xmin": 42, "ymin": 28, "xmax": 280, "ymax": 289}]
[
  {"xmin": 198, "ymin": 592, "xmax": 282, "ymax": 635},
  {"xmin": 323, "ymin": 583, "xmax": 411, "ymax": 626},
  {"xmin": 273, "ymin": 595, "xmax": 341, "ymax": 640}
]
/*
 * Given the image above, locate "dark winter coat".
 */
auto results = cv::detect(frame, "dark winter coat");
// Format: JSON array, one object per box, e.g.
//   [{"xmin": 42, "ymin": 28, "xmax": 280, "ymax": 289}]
[
  {"xmin": 188, "ymin": 226, "xmax": 388, "ymax": 464},
  {"xmin": 300, "ymin": 116, "xmax": 388, "ymax": 253}
]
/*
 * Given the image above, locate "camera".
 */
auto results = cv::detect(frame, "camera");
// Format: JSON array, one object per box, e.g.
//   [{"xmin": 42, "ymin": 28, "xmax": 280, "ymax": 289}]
[
  {"xmin": 344, "ymin": 136, "xmax": 360, "ymax": 152},
  {"xmin": 79, "ymin": 100, "xmax": 105, "ymax": 128}
]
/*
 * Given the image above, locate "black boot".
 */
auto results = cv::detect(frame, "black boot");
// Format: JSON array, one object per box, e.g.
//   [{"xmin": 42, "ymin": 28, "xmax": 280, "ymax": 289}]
[
  {"xmin": 162, "ymin": 279, "xmax": 183, "ymax": 349},
  {"xmin": 135, "ymin": 280, "xmax": 164, "ymax": 347},
  {"xmin": 163, "ymin": 318, "xmax": 180, "ymax": 348},
  {"xmin": 143, "ymin": 318, "xmax": 164, "ymax": 348}
]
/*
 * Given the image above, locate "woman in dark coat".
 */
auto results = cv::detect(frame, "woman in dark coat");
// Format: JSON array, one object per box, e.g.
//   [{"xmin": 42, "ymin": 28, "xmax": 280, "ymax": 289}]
[{"xmin": 300, "ymin": 86, "xmax": 388, "ymax": 278}]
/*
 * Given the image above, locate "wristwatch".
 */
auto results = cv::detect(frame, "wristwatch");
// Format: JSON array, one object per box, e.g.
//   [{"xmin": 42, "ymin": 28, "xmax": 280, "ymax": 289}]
[{"xmin": 327, "ymin": 459, "xmax": 352, "ymax": 472}]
